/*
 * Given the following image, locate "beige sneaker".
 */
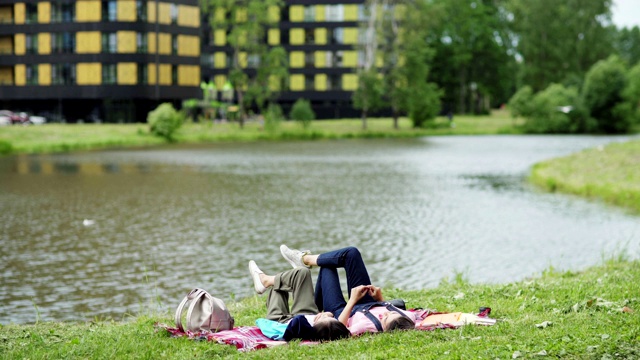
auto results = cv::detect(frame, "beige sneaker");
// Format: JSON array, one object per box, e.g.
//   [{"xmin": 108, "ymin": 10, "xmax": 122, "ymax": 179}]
[
  {"xmin": 248, "ymin": 260, "xmax": 267, "ymax": 294},
  {"xmin": 280, "ymin": 244, "xmax": 310, "ymax": 268}
]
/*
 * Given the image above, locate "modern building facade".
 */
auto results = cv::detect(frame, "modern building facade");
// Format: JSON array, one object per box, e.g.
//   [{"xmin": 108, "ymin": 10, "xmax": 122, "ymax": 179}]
[
  {"xmin": 201, "ymin": 0, "xmax": 368, "ymax": 119},
  {"xmin": 0, "ymin": 0, "xmax": 201, "ymax": 122},
  {"xmin": 0, "ymin": 0, "xmax": 371, "ymax": 122}
]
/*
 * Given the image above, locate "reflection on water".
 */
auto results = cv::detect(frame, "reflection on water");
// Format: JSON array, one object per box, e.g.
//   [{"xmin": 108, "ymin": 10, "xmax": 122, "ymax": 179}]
[{"xmin": 1, "ymin": 135, "xmax": 639, "ymax": 324}]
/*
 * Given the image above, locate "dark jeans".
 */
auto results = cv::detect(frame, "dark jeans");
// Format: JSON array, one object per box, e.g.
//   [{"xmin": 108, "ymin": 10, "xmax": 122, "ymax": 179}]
[{"xmin": 314, "ymin": 247, "xmax": 376, "ymax": 319}]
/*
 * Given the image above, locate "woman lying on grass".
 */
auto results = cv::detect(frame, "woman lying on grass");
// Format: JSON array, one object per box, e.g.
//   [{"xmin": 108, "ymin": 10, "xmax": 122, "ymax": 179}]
[
  {"xmin": 249, "ymin": 245, "xmax": 416, "ymax": 339},
  {"xmin": 248, "ymin": 262, "xmax": 350, "ymax": 342}
]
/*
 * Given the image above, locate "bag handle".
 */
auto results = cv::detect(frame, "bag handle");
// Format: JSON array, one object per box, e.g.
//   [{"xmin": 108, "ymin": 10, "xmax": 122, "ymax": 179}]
[{"xmin": 174, "ymin": 288, "xmax": 206, "ymax": 332}]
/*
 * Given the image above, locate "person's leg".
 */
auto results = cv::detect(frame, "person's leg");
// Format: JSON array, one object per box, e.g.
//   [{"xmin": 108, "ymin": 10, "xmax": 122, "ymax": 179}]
[
  {"xmin": 315, "ymin": 266, "xmax": 348, "ymax": 318},
  {"xmin": 314, "ymin": 247, "xmax": 376, "ymax": 304},
  {"xmin": 265, "ymin": 287, "xmax": 292, "ymax": 323},
  {"xmin": 274, "ymin": 268, "xmax": 318, "ymax": 316}
]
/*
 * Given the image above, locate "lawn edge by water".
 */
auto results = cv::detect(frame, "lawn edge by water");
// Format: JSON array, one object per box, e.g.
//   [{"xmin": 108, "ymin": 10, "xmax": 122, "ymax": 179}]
[
  {"xmin": 1, "ymin": 258, "xmax": 639, "ymax": 359},
  {"xmin": 0, "ymin": 112, "xmax": 523, "ymax": 156},
  {"xmin": 530, "ymin": 139, "xmax": 640, "ymax": 214}
]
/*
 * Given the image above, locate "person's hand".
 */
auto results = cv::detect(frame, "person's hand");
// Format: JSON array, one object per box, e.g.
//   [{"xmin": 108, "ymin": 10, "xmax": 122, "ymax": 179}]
[
  {"xmin": 349, "ymin": 285, "xmax": 370, "ymax": 302},
  {"xmin": 368, "ymin": 286, "xmax": 383, "ymax": 301}
]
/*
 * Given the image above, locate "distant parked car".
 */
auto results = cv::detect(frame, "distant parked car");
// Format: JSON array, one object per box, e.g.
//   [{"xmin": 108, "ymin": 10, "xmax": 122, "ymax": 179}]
[
  {"xmin": 29, "ymin": 115, "xmax": 47, "ymax": 125},
  {"xmin": 0, "ymin": 111, "xmax": 11, "ymax": 126},
  {"xmin": 0, "ymin": 110, "xmax": 31, "ymax": 125}
]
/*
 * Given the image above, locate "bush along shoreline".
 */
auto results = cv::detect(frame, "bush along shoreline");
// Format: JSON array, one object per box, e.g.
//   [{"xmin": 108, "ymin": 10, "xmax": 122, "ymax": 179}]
[
  {"xmin": 530, "ymin": 139, "xmax": 640, "ymax": 214},
  {"xmin": 0, "ymin": 111, "xmax": 523, "ymax": 156},
  {"xmin": 0, "ymin": 258, "xmax": 638, "ymax": 359}
]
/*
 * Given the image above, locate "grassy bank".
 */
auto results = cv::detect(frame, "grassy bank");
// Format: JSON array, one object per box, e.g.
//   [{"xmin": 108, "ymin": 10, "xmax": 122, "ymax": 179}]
[
  {"xmin": 530, "ymin": 139, "xmax": 640, "ymax": 214},
  {"xmin": 1, "ymin": 258, "xmax": 638, "ymax": 359},
  {"xmin": 0, "ymin": 111, "xmax": 522, "ymax": 156}
]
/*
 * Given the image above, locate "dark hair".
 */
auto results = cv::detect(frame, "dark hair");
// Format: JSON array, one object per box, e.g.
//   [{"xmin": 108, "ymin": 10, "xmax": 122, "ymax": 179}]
[
  {"xmin": 383, "ymin": 315, "xmax": 414, "ymax": 332},
  {"xmin": 313, "ymin": 319, "xmax": 350, "ymax": 341}
]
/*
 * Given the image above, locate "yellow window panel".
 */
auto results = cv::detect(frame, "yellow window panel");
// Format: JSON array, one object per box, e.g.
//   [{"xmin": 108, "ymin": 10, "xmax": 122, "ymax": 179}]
[
  {"xmin": 14, "ymin": 64, "xmax": 26, "ymax": 85},
  {"xmin": 117, "ymin": 63, "xmax": 137, "ymax": 85},
  {"xmin": 314, "ymin": 51, "xmax": 325, "ymax": 68},
  {"xmin": 78, "ymin": 0, "xmax": 101, "ymax": 22},
  {"xmin": 315, "ymin": 5, "xmax": 325, "ymax": 21},
  {"xmin": 315, "ymin": 74, "xmax": 327, "ymax": 91},
  {"xmin": 343, "ymin": 28, "xmax": 358, "ymax": 45},
  {"xmin": 268, "ymin": 75, "xmax": 281, "ymax": 91},
  {"xmin": 214, "ymin": 8, "xmax": 225, "ymax": 22},
  {"xmin": 14, "ymin": 3, "xmax": 25, "ymax": 24},
  {"xmin": 38, "ymin": 33, "xmax": 51, "ymax": 54},
  {"xmin": 289, "ymin": 51, "xmax": 304, "ymax": 68},
  {"xmin": 117, "ymin": 31, "xmax": 136, "ymax": 53},
  {"xmin": 148, "ymin": 63, "xmax": 156, "ymax": 84},
  {"xmin": 159, "ymin": 64, "xmax": 171, "ymax": 85},
  {"xmin": 14, "ymin": 34, "xmax": 25, "ymax": 55},
  {"xmin": 178, "ymin": 65, "xmax": 199, "ymax": 86},
  {"xmin": 38, "ymin": 2, "xmax": 50, "ymax": 23},
  {"xmin": 290, "ymin": 74, "xmax": 304, "ymax": 91},
  {"xmin": 214, "ymin": 29, "xmax": 226, "ymax": 46},
  {"xmin": 38, "ymin": 64, "xmax": 51, "ymax": 85},
  {"xmin": 158, "ymin": 3, "xmax": 170, "ymax": 24},
  {"xmin": 290, "ymin": 28, "xmax": 304, "ymax": 45},
  {"xmin": 342, "ymin": 51, "xmax": 358, "ymax": 67},
  {"xmin": 76, "ymin": 32, "xmax": 101, "ymax": 53},
  {"xmin": 147, "ymin": 1, "xmax": 156, "ymax": 22},
  {"xmin": 268, "ymin": 29, "xmax": 280, "ymax": 45},
  {"xmin": 268, "ymin": 5, "xmax": 280, "ymax": 22},
  {"xmin": 344, "ymin": 5, "xmax": 358, "ymax": 21},
  {"xmin": 158, "ymin": 33, "xmax": 171, "ymax": 54},
  {"xmin": 214, "ymin": 75, "xmax": 226, "ymax": 90},
  {"xmin": 77, "ymin": 63, "xmax": 102, "ymax": 85},
  {"xmin": 342, "ymin": 73, "xmax": 358, "ymax": 90},
  {"xmin": 239, "ymin": 52, "xmax": 247, "ymax": 68},
  {"xmin": 178, "ymin": 5, "xmax": 199, "ymax": 27},
  {"xmin": 314, "ymin": 28, "xmax": 327, "ymax": 45},
  {"xmin": 289, "ymin": 5, "xmax": 303, "ymax": 22},
  {"xmin": 235, "ymin": 8, "xmax": 247, "ymax": 22},
  {"xmin": 214, "ymin": 52, "xmax": 226, "ymax": 69},
  {"xmin": 118, "ymin": 0, "xmax": 136, "ymax": 21}
]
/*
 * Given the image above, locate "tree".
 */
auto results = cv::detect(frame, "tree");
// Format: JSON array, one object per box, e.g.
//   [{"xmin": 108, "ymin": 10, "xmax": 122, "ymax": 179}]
[
  {"xmin": 400, "ymin": 0, "xmax": 442, "ymax": 127},
  {"xmin": 206, "ymin": 0, "xmax": 284, "ymax": 128},
  {"xmin": 378, "ymin": 0, "xmax": 404, "ymax": 129},
  {"xmin": 614, "ymin": 26, "xmax": 640, "ymax": 67},
  {"xmin": 427, "ymin": 0, "xmax": 517, "ymax": 114},
  {"xmin": 582, "ymin": 55, "xmax": 631, "ymax": 133},
  {"xmin": 622, "ymin": 62, "xmax": 640, "ymax": 125},
  {"xmin": 352, "ymin": 0, "xmax": 384, "ymax": 130},
  {"xmin": 508, "ymin": 0, "xmax": 615, "ymax": 92},
  {"xmin": 246, "ymin": 46, "xmax": 289, "ymax": 114},
  {"xmin": 524, "ymin": 84, "xmax": 592, "ymax": 134}
]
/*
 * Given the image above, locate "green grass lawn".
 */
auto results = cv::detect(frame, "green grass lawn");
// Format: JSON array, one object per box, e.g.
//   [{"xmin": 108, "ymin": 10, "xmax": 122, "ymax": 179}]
[
  {"xmin": 530, "ymin": 139, "xmax": 640, "ymax": 214},
  {"xmin": 0, "ymin": 110, "xmax": 523, "ymax": 155},
  {"xmin": 1, "ymin": 258, "xmax": 638, "ymax": 359}
]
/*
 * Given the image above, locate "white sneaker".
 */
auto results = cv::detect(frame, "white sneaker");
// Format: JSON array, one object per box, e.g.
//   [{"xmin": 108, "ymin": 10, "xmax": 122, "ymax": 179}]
[
  {"xmin": 280, "ymin": 244, "xmax": 310, "ymax": 268},
  {"xmin": 248, "ymin": 260, "xmax": 267, "ymax": 295}
]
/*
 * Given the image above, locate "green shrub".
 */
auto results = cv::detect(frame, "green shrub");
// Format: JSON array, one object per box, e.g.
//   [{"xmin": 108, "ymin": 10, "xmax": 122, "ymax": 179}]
[
  {"xmin": 582, "ymin": 55, "xmax": 631, "ymax": 133},
  {"xmin": 409, "ymin": 83, "xmax": 442, "ymax": 128},
  {"xmin": 264, "ymin": 103, "xmax": 284, "ymax": 133},
  {"xmin": 525, "ymin": 83, "xmax": 594, "ymax": 134},
  {"xmin": 289, "ymin": 99, "xmax": 315, "ymax": 129},
  {"xmin": 508, "ymin": 86, "xmax": 534, "ymax": 118},
  {"xmin": 0, "ymin": 140, "xmax": 13, "ymax": 155},
  {"xmin": 147, "ymin": 103, "xmax": 184, "ymax": 141},
  {"xmin": 622, "ymin": 62, "xmax": 640, "ymax": 126}
]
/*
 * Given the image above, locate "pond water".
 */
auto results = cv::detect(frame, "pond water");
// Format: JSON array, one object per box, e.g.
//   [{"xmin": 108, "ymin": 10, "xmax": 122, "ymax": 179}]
[{"xmin": 1, "ymin": 135, "xmax": 639, "ymax": 324}]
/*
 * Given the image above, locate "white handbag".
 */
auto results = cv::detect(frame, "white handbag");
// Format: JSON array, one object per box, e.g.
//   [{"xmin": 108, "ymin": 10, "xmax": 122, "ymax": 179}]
[{"xmin": 174, "ymin": 288, "xmax": 235, "ymax": 332}]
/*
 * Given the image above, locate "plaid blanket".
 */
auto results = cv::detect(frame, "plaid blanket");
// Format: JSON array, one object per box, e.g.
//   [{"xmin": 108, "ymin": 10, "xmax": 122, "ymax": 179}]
[
  {"xmin": 155, "ymin": 307, "xmax": 494, "ymax": 352},
  {"xmin": 155, "ymin": 323, "xmax": 312, "ymax": 351}
]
